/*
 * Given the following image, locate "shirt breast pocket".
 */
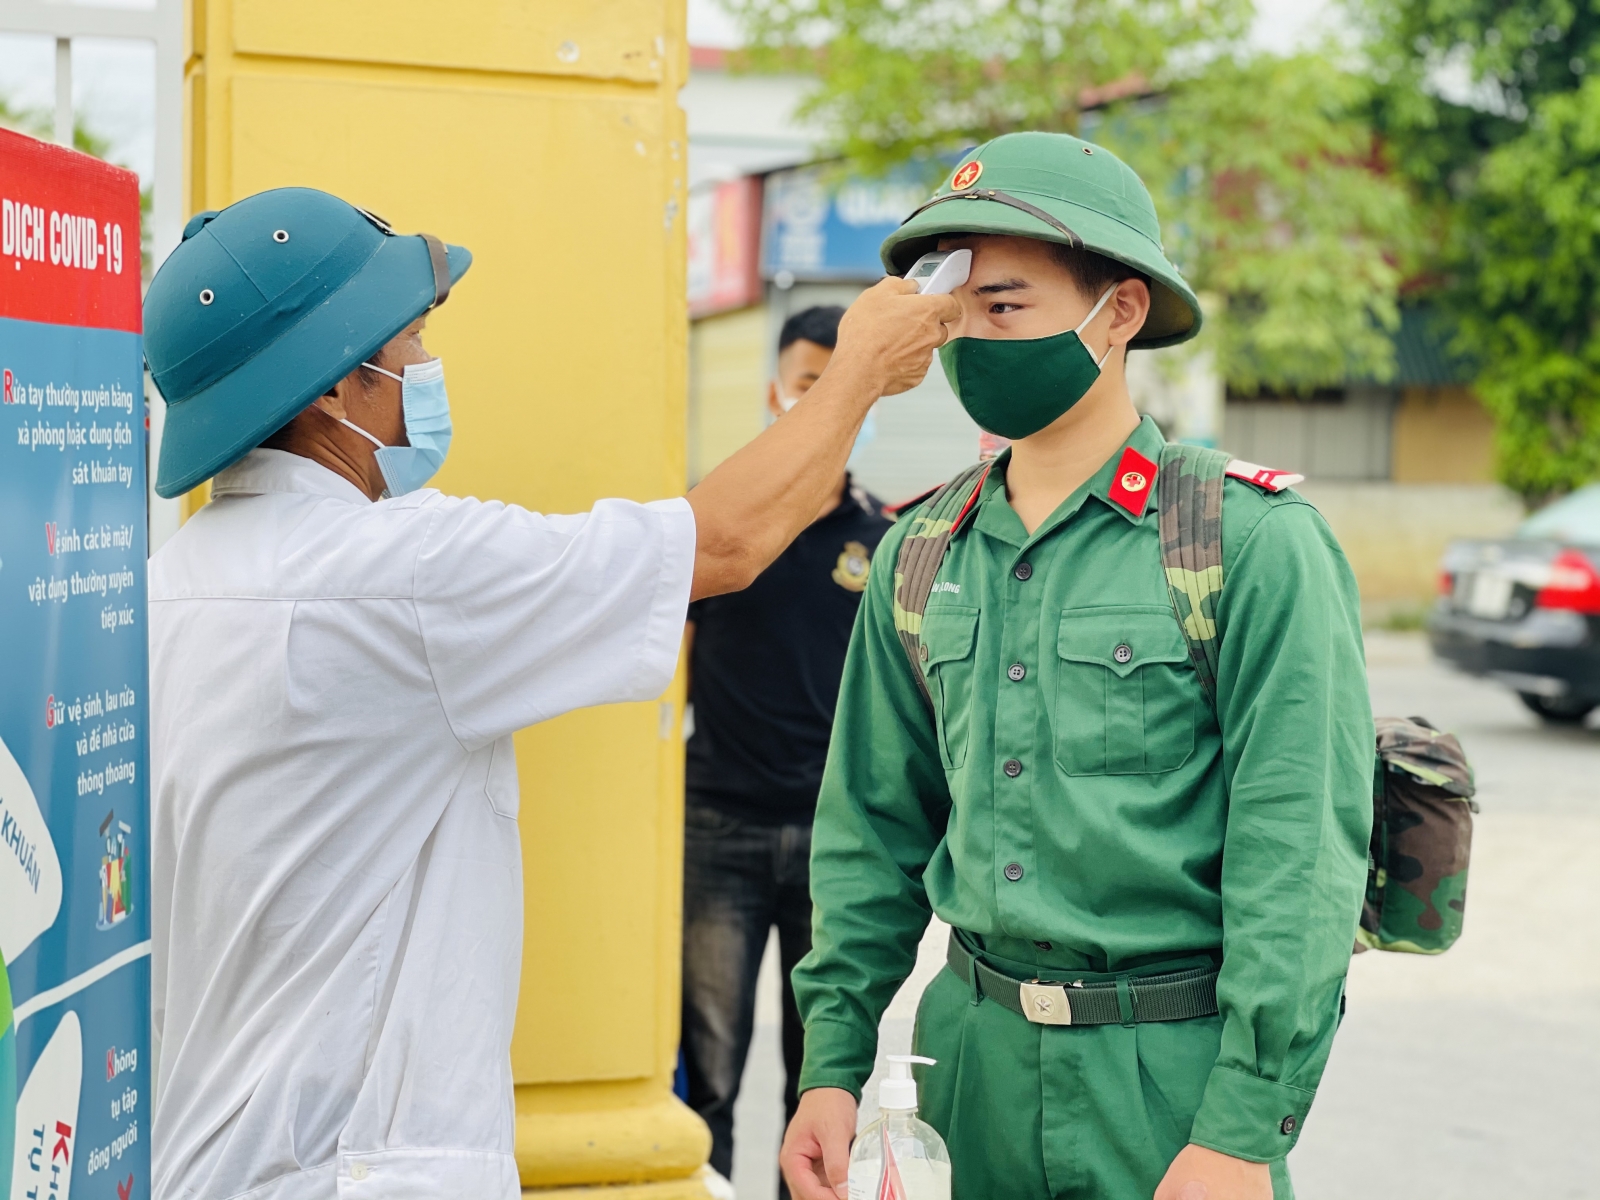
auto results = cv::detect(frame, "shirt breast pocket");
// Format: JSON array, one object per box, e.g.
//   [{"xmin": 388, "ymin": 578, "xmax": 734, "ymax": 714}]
[
  {"xmin": 1054, "ymin": 606, "xmax": 1196, "ymax": 776},
  {"xmin": 922, "ymin": 605, "xmax": 980, "ymax": 771}
]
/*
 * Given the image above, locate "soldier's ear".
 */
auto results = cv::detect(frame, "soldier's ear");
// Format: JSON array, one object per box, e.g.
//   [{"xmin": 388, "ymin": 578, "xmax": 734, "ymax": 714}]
[{"xmin": 1107, "ymin": 280, "xmax": 1151, "ymax": 346}]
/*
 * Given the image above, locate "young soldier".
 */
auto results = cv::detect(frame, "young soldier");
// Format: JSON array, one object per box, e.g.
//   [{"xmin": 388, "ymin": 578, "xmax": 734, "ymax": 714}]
[{"xmin": 779, "ymin": 132, "xmax": 1373, "ymax": 1200}]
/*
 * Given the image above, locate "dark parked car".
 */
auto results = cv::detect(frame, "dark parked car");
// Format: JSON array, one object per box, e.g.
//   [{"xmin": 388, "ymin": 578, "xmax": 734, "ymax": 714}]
[{"xmin": 1430, "ymin": 484, "xmax": 1600, "ymax": 724}]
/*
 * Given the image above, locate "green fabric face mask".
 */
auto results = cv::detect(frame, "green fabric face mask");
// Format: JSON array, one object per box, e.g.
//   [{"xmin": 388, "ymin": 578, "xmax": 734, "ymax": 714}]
[{"xmin": 938, "ymin": 285, "xmax": 1116, "ymax": 439}]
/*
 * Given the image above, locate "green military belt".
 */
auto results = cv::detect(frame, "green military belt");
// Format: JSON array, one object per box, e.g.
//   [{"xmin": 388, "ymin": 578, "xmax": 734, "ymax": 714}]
[{"xmin": 946, "ymin": 930, "xmax": 1220, "ymax": 1027}]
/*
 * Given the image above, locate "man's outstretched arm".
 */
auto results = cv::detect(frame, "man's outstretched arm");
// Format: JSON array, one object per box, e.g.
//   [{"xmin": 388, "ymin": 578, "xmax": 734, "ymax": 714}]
[{"xmin": 687, "ymin": 279, "xmax": 957, "ymax": 600}]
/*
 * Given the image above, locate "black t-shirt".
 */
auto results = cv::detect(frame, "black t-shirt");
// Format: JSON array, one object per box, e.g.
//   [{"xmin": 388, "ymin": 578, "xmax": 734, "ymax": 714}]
[{"xmin": 686, "ymin": 479, "xmax": 893, "ymax": 824}]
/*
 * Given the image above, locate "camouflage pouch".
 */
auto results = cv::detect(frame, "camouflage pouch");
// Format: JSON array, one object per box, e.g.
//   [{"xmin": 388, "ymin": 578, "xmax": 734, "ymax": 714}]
[{"xmin": 1358, "ymin": 717, "xmax": 1477, "ymax": 954}]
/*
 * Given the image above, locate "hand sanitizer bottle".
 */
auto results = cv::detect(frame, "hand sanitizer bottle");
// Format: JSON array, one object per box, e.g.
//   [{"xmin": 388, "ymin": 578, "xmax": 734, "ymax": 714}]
[{"xmin": 847, "ymin": 1056, "xmax": 952, "ymax": 1200}]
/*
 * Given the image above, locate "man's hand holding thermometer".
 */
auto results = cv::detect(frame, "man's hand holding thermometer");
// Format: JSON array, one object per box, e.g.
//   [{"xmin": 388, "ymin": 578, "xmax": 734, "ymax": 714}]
[
  {"xmin": 825, "ymin": 269, "xmax": 964, "ymax": 395},
  {"xmin": 687, "ymin": 269, "xmax": 959, "ymax": 600},
  {"xmin": 906, "ymin": 248, "xmax": 972, "ymax": 295}
]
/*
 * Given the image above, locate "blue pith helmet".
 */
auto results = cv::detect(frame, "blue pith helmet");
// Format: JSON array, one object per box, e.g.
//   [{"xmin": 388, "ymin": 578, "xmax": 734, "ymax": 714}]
[{"xmin": 145, "ymin": 187, "xmax": 472, "ymax": 498}]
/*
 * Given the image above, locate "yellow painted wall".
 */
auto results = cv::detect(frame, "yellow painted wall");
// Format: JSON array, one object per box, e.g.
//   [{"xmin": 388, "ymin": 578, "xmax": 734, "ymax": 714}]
[
  {"xmin": 688, "ymin": 305, "xmax": 768, "ymax": 483},
  {"xmin": 185, "ymin": 1, "xmax": 710, "ymax": 1193},
  {"xmin": 1391, "ymin": 385, "xmax": 1496, "ymax": 483}
]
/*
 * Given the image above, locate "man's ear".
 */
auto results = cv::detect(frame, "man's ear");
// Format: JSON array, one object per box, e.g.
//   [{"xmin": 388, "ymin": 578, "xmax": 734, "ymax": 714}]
[
  {"xmin": 766, "ymin": 378, "xmax": 783, "ymax": 420},
  {"xmin": 313, "ymin": 386, "xmax": 349, "ymax": 421},
  {"xmin": 1107, "ymin": 279, "xmax": 1151, "ymax": 347}
]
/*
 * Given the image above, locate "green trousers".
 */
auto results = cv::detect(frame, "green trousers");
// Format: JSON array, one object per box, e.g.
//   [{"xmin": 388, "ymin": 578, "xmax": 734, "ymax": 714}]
[{"xmin": 910, "ymin": 948, "xmax": 1293, "ymax": 1200}]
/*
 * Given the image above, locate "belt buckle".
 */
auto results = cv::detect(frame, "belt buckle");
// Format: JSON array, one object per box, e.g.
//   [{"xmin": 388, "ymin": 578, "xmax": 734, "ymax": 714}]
[{"xmin": 1019, "ymin": 980, "xmax": 1073, "ymax": 1025}]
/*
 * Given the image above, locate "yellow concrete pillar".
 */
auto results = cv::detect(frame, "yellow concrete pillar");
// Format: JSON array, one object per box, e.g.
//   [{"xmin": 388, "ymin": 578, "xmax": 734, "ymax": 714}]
[{"xmin": 184, "ymin": 2, "xmax": 710, "ymax": 1194}]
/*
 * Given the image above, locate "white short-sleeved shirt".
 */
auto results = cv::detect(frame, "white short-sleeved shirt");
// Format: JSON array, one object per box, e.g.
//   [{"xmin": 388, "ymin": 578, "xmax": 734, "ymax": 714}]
[{"xmin": 147, "ymin": 449, "xmax": 695, "ymax": 1200}]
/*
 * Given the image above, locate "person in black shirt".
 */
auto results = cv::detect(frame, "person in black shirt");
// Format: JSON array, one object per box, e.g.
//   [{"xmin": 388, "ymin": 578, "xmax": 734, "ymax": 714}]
[{"xmin": 682, "ymin": 306, "xmax": 893, "ymax": 1195}]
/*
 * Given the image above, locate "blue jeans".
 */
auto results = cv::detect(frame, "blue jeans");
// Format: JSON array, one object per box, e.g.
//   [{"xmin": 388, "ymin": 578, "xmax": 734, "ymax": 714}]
[{"xmin": 681, "ymin": 803, "xmax": 813, "ymax": 1193}]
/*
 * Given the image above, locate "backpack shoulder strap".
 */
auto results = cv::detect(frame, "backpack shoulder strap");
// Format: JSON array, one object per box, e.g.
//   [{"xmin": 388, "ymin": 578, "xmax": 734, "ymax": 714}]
[
  {"xmin": 893, "ymin": 461, "xmax": 992, "ymax": 712},
  {"xmin": 1157, "ymin": 442, "xmax": 1232, "ymax": 709}
]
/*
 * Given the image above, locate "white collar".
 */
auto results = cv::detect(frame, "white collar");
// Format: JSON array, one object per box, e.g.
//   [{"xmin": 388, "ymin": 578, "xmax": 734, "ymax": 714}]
[{"xmin": 210, "ymin": 448, "xmax": 373, "ymax": 505}]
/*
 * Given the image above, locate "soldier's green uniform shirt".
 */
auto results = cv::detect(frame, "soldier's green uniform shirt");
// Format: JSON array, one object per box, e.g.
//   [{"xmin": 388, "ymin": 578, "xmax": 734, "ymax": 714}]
[{"xmin": 794, "ymin": 417, "xmax": 1373, "ymax": 1190}]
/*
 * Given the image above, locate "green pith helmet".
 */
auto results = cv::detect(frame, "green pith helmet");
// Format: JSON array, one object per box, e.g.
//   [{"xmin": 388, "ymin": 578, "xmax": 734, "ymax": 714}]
[
  {"xmin": 881, "ymin": 132, "xmax": 1201, "ymax": 347},
  {"xmin": 145, "ymin": 187, "xmax": 472, "ymax": 499}
]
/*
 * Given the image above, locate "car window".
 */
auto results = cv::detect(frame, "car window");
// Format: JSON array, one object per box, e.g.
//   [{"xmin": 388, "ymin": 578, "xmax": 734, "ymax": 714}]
[{"xmin": 1519, "ymin": 483, "xmax": 1600, "ymax": 544}]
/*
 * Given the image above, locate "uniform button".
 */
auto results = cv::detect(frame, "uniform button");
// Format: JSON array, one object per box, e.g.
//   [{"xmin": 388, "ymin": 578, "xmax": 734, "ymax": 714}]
[
  {"xmin": 1013, "ymin": 562, "xmax": 1033, "ymax": 581},
  {"xmin": 350, "ymin": 1163, "xmax": 370, "ymax": 1181},
  {"xmin": 1033, "ymin": 940, "xmax": 1052, "ymax": 951},
  {"xmin": 1008, "ymin": 662, "xmax": 1026, "ymax": 682},
  {"xmin": 1113, "ymin": 643, "xmax": 1132, "ymax": 664},
  {"xmin": 1280, "ymin": 1115, "xmax": 1298, "ymax": 1136},
  {"xmin": 1003, "ymin": 758, "xmax": 1023, "ymax": 777},
  {"xmin": 1004, "ymin": 862, "xmax": 1024, "ymax": 882}
]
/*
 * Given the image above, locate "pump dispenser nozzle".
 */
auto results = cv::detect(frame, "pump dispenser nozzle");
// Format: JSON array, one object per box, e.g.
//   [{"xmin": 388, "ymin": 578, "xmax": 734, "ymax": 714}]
[
  {"xmin": 880, "ymin": 1055, "xmax": 936, "ymax": 1111},
  {"xmin": 849, "ymin": 1056, "xmax": 951, "ymax": 1199}
]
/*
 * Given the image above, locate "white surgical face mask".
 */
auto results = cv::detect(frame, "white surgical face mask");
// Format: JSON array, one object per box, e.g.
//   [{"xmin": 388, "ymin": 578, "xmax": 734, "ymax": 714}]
[{"xmin": 336, "ymin": 357, "xmax": 451, "ymax": 497}]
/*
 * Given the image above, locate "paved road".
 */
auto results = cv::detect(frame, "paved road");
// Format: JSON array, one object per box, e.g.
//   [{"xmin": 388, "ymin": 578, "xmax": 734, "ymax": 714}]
[{"xmin": 727, "ymin": 633, "xmax": 1600, "ymax": 1199}]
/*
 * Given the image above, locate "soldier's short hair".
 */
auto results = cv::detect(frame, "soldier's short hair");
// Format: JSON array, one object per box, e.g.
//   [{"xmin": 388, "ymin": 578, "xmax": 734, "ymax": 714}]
[
  {"xmin": 1048, "ymin": 244, "xmax": 1151, "ymax": 300},
  {"xmin": 778, "ymin": 305, "xmax": 846, "ymax": 353}
]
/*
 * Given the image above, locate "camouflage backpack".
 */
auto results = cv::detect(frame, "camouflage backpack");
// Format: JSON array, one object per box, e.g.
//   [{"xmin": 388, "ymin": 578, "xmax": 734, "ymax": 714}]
[{"xmin": 892, "ymin": 442, "xmax": 1477, "ymax": 956}]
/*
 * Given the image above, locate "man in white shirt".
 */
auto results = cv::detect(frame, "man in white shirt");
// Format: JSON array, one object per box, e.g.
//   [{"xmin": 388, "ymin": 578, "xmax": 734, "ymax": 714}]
[{"xmin": 141, "ymin": 187, "xmax": 957, "ymax": 1200}]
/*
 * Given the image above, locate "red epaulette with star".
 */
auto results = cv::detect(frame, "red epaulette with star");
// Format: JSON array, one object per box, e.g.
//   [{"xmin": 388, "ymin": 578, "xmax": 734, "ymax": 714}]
[
  {"xmin": 1224, "ymin": 459, "xmax": 1304, "ymax": 492},
  {"xmin": 1107, "ymin": 446, "xmax": 1158, "ymax": 515}
]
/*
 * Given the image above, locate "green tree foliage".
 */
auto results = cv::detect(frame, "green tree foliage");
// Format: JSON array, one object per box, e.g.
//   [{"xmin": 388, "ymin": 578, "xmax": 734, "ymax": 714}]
[
  {"xmin": 1360, "ymin": 0, "xmax": 1600, "ymax": 504},
  {"xmin": 1361, "ymin": 0, "xmax": 1600, "ymax": 120},
  {"xmin": 723, "ymin": 0, "xmax": 1252, "ymax": 167},
  {"xmin": 724, "ymin": 0, "xmax": 1419, "ymax": 393},
  {"xmin": 1458, "ymin": 79, "xmax": 1600, "ymax": 504},
  {"xmin": 1118, "ymin": 53, "xmax": 1415, "ymax": 391}
]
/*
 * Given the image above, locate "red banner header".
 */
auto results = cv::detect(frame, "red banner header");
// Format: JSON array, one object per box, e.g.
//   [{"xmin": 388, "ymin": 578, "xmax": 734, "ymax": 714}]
[{"xmin": 0, "ymin": 127, "xmax": 142, "ymax": 333}]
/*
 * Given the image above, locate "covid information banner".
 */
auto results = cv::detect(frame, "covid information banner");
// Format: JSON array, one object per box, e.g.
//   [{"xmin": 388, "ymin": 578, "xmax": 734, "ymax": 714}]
[{"xmin": 0, "ymin": 127, "xmax": 149, "ymax": 1200}]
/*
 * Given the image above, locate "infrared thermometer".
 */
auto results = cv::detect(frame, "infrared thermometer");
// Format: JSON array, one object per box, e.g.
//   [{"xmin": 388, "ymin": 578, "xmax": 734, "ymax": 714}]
[{"xmin": 905, "ymin": 248, "xmax": 971, "ymax": 295}]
